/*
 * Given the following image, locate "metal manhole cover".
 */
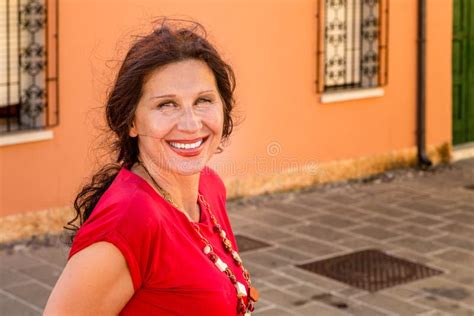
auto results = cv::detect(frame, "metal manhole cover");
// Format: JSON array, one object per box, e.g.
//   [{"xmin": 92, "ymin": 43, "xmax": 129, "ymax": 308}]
[
  {"xmin": 235, "ymin": 234, "xmax": 271, "ymax": 253},
  {"xmin": 296, "ymin": 249, "xmax": 442, "ymax": 292}
]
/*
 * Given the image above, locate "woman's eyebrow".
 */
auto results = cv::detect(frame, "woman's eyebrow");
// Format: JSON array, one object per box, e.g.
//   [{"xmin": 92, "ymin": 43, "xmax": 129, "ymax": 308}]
[
  {"xmin": 149, "ymin": 94, "xmax": 176, "ymax": 100},
  {"xmin": 149, "ymin": 90, "xmax": 215, "ymax": 100}
]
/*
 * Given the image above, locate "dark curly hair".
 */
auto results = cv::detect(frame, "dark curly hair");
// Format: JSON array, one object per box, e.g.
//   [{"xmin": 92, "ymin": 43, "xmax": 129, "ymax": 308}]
[{"xmin": 65, "ymin": 19, "xmax": 237, "ymax": 243}]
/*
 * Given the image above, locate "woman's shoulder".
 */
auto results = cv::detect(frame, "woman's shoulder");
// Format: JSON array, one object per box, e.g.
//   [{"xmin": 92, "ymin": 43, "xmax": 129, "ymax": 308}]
[{"xmin": 80, "ymin": 168, "xmax": 164, "ymax": 230}]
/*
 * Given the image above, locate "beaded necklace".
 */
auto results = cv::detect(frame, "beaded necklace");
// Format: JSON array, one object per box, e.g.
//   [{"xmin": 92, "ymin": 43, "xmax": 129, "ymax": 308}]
[{"xmin": 139, "ymin": 163, "xmax": 260, "ymax": 315}]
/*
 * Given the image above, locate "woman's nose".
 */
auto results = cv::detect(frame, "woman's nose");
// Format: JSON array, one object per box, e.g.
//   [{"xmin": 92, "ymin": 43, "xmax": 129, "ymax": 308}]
[{"xmin": 176, "ymin": 107, "xmax": 202, "ymax": 132}]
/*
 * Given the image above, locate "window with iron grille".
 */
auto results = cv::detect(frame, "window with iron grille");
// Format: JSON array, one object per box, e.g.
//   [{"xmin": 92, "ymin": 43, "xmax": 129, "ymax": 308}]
[
  {"xmin": 316, "ymin": 0, "xmax": 388, "ymax": 93},
  {"xmin": 0, "ymin": 0, "xmax": 58, "ymax": 134}
]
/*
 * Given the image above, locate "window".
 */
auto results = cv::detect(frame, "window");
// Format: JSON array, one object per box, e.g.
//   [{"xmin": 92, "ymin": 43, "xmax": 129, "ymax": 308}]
[
  {"xmin": 0, "ymin": 0, "xmax": 58, "ymax": 134},
  {"xmin": 316, "ymin": 0, "xmax": 388, "ymax": 93}
]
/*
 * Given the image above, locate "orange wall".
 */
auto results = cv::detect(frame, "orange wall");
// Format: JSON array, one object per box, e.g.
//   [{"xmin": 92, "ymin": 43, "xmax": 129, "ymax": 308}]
[{"xmin": 0, "ymin": 0, "xmax": 452, "ymax": 216}]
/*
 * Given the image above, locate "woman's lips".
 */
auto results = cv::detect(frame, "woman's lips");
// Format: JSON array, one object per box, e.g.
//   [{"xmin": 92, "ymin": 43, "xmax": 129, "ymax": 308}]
[{"xmin": 166, "ymin": 136, "xmax": 209, "ymax": 157}]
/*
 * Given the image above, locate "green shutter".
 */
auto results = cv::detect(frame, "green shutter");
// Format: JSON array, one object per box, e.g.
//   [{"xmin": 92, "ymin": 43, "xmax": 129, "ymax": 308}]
[{"xmin": 453, "ymin": 0, "xmax": 474, "ymax": 144}]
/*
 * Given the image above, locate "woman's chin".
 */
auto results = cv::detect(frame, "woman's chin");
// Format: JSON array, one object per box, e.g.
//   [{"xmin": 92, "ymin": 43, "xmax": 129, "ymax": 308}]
[{"xmin": 165, "ymin": 157, "xmax": 208, "ymax": 176}]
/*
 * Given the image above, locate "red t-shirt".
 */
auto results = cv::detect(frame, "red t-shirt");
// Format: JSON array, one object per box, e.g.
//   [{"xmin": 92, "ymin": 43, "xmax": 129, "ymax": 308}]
[{"xmin": 68, "ymin": 166, "xmax": 249, "ymax": 315}]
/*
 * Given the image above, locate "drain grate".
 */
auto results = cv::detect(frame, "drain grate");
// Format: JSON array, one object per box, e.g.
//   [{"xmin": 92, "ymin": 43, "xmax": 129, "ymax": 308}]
[
  {"xmin": 296, "ymin": 249, "xmax": 442, "ymax": 292},
  {"xmin": 235, "ymin": 234, "xmax": 271, "ymax": 253}
]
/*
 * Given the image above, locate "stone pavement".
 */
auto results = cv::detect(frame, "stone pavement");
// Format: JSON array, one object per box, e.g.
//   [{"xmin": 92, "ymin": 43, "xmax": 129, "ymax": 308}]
[{"xmin": 1, "ymin": 158, "xmax": 473, "ymax": 315}]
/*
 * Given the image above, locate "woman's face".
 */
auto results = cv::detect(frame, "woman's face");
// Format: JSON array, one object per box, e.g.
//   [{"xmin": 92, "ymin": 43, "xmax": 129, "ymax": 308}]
[{"xmin": 130, "ymin": 59, "xmax": 224, "ymax": 175}]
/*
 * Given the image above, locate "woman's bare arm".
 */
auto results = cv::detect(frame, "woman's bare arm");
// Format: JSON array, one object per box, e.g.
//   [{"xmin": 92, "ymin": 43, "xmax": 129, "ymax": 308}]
[{"xmin": 43, "ymin": 242, "xmax": 135, "ymax": 316}]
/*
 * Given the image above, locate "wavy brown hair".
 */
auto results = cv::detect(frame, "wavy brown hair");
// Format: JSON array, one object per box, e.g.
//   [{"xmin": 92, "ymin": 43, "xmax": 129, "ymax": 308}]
[{"xmin": 65, "ymin": 19, "xmax": 237, "ymax": 243}]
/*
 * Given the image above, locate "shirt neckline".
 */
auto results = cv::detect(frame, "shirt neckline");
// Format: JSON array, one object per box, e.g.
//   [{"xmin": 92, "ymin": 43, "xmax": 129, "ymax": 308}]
[{"xmin": 120, "ymin": 167, "xmax": 208, "ymax": 225}]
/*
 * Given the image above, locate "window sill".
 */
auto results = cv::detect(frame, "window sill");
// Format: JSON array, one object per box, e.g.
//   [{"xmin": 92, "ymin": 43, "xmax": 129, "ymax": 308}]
[
  {"xmin": 321, "ymin": 88, "xmax": 384, "ymax": 104},
  {"xmin": 0, "ymin": 130, "xmax": 54, "ymax": 147}
]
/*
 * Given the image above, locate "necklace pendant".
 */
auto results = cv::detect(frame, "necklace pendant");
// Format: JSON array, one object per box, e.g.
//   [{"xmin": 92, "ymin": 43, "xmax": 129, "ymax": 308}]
[
  {"xmin": 249, "ymin": 286, "xmax": 260, "ymax": 302},
  {"xmin": 223, "ymin": 238, "xmax": 233, "ymax": 252},
  {"xmin": 214, "ymin": 258, "xmax": 228, "ymax": 272},
  {"xmin": 235, "ymin": 281, "xmax": 247, "ymax": 297}
]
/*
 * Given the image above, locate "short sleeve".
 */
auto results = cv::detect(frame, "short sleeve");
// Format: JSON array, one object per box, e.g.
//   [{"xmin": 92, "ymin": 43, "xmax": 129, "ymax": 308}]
[{"xmin": 68, "ymin": 188, "xmax": 160, "ymax": 292}]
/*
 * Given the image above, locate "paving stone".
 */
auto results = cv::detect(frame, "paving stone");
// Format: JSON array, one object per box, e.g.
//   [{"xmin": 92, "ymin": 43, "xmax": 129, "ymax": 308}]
[
  {"xmin": 248, "ymin": 208, "xmax": 302, "ymax": 227},
  {"xmin": 350, "ymin": 225, "xmax": 400, "ymax": 240},
  {"xmin": 306, "ymin": 214, "xmax": 360, "ymax": 228},
  {"xmin": 358, "ymin": 202, "xmax": 413, "ymax": 218},
  {"xmin": 433, "ymin": 235, "xmax": 474, "ymax": 252},
  {"xmin": 0, "ymin": 267, "xmax": 30, "ymax": 289},
  {"xmin": 265, "ymin": 246, "xmax": 314, "ymax": 263},
  {"xmin": 3, "ymin": 281, "xmax": 51, "ymax": 309},
  {"xmin": 432, "ymin": 261, "xmax": 474, "ymax": 289},
  {"xmin": 260, "ymin": 273, "xmax": 300, "ymax": 288},
  {"xmin": 289, "ymin": 224, "xmax": 352, "ymax": 242},
  {"xmin": 252, "ymin": 299, "xmax": 273, "ymax": 313},
  {"xmin": 295, "ymin": 302, "xmax": 351, "ymax": 316},
  {"xmin": 27, "ymin": 247, "xmax": 68, "ymax": 268},
  {"xmin": 293, "ymin": 194, "xmax": 332, "ymax": 209},
  {"xmin": 387, "ymin": 249, "xmax": 434, "ymax": 264},
  {"xmin": 228, "ymin": 213, "xmax": 253, "ymax": 229},
  {"xmin": 0, "ymin": 292, "xmax": 41, "ymax": 315},
  {"xmin": 337, "ymin": 237, "xmax": 391, "ymax": 252},
  {"xmin": 381, "ymin": 285, "xmax": 424, "ymax": 300},
  {"xmin": 416, "ymin": 197, "xmax": 460, "ymax": 208},
  {"xmin": 321, "ymin": 193, "xmax": 361, "ymax": 206},
  {"xmin": 262, "ymin": 201, "xmax": 320, "ymax": 218},
  {"xmin": 437, "ymin": 223, "xmax": 474, "ymax": 239},
  {"xmin": 414, "ymin": 295, "xmax": 474, "ymax": 316},
  {"xmin": 407, "ymin": 276, "xmax": 474, "ymax": 308},
  {"xmin": 238, "ymin": 223, "xmax": 294, "ymax": 241},
  {"xmin": 364, "ymin": 216, "xmax": 401, "ymax": 227},
  {"xmin": 18, "ymin": 264, "xmax": 62, "ymax": 287},
  {"xmin": 392, "ymin": 224, "xmax": 439, "ymax": 238},
  {"xmin": 402, "ymin": 215, "xmax": 445, "ymax": 227},
  {"xmin": 434, "ymin": 249, "xmax": 474, "ymax": 269},
  {"xmin": 259, "ymin": 287, "xmax": 308, "ymax": 308},
  {"xmin": 279, "ymin": 237, "xmax": 342, "ymax": 257},
  {"xmin": 357, "ymin": 292, "xmax": 429, "ymax": 315},
  {"xmin": 0, "ymin": 252, "xmax": 41, "ymax": 270},
  {"xmin": 253, "ymin": 306, "xmax": 294, "ymax": 316},
  {"xmin": 389, "ymin": 237, "xmax": 445, "ymax": 254},
  {"xmin": 278, "ymin": 266, "xmax": 348, "ymax": 291},
  {"xmin": 457, "ymin": 204, "xmax": 474, "ymax": 213},
  {"xmin": 322, "ymin": 205, "xmax": 373, "ymax": 219},
  {"xmin": 342, "ymin": 303, "xmax": 392, "ymax": 316},
  {"xmin": 337, "ymin": 286, "xmax": 366, "ymax": 298},
  {"xmin": 243, "ymin": 262, "xmax": 274, "ymax": 279},
  {"xmin": 443, "ymin": 212, "xmax": 474, "ymax": 226},
  {"xmin": 241, "ymin": 251, "xmax": 292, "ymax": 269},
  {"xmin": 284, "ymin": 283, "xmax": 327, "ymax": 298},
  {"xmin": 398, "ymin": 201, "xmax": 453, "ymax": 216}
]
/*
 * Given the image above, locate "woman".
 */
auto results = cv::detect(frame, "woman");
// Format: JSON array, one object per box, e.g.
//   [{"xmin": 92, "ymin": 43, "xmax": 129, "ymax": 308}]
[{"xmin": 44, "ymin": 20, "xmax": 259, "ymax": 316}]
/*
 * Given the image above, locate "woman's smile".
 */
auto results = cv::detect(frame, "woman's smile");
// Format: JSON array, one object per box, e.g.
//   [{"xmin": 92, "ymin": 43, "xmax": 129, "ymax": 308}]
[{"xmin": 166, "ymin": 135, "xmax": 210, "ymax": 157}]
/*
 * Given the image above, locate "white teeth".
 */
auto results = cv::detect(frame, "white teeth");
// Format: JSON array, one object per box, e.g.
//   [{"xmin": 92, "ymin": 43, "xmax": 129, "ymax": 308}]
[{"xmin": 169, "ymin": 139, "xmax": 203, "ymax": 150}]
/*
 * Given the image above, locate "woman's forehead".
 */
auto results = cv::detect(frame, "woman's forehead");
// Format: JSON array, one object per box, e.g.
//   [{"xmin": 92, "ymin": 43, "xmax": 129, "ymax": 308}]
[{"xmin": 143, "ymin": 59, "xmax": 218, "ymax": 97}]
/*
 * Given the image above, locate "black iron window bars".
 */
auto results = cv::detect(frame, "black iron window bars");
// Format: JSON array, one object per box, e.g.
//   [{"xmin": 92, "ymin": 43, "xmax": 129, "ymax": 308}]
[
  {"xmin": 317, "ymin": 0, "xmax": 389, "ymax": 92},
  {"xmin": 0, "ymin": 0, "xmax": 58, "ymax": 134}
]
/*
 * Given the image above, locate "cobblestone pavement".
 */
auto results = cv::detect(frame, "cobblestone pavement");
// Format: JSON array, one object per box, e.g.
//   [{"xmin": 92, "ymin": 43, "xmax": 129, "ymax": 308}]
[{"xmin": 1, "ymin": 158, "xmax": 473, "ymax": 315}]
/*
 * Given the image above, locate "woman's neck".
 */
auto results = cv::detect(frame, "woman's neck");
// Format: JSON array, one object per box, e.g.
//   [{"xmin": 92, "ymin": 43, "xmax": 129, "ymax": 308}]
[{"xmin": 131, "ymin": 160, "xmax": 201, "ymax": 222}]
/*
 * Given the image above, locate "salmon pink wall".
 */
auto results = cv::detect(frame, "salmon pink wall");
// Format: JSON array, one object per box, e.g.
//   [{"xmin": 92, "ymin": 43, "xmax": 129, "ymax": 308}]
[{"xmin": 0, "ymin": 0, "xmax": 452, "ymax": 216}]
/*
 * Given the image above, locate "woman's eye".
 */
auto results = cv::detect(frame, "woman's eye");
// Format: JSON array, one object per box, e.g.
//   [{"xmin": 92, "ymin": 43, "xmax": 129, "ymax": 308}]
[
  {"xmin": 197, "ymin": 97, "xmax": 212, "ymax": 104},
  {"xmin": 157, "ymin": 102, "xmax": 175, "ymax": 109}
]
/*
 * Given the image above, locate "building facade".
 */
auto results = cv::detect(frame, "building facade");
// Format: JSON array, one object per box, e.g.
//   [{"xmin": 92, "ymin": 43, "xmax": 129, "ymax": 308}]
[{"xmin": 0, "ymin": 0, "xmax": 464, "ymax": 241}]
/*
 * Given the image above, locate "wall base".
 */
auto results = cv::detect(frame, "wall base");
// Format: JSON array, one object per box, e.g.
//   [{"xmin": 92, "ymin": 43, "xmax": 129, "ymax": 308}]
[{"xmin": 0, "ymin": 142, "xmax": 451, "ymax": 243}]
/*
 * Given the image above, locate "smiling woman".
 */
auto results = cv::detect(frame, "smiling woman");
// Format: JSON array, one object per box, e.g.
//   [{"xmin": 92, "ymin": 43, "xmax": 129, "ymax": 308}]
[{"xmin": 43, "ymin": 19, "xmax": 258, "ymax": 316}]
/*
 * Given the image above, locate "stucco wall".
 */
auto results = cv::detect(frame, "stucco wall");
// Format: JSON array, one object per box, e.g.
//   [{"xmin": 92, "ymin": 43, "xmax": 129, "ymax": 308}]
[{"xmin": 0, "ymin": 0, "xmax": 452, "ymax": 217}]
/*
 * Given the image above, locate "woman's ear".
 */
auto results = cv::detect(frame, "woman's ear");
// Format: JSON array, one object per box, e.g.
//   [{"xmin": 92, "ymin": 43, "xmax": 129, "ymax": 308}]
[{"xmin": 129, "ymin": 121, "xmax": 138, "ymax": 138}]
